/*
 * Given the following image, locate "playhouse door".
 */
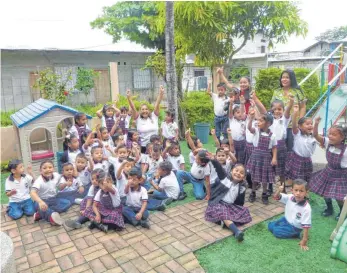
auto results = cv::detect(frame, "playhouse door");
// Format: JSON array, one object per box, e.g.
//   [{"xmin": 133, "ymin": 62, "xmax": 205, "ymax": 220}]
[{"xmin": 94, "ymin": 69, "xmax": 111, "ymax": 104}]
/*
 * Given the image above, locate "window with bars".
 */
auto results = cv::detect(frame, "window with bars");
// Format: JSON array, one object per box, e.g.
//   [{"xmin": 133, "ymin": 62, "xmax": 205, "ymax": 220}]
[
  {"xmin": 132, "ymin": 68, "xmax": 152, "ymax": 89},
  {"xmin": 194, "ymin": 70, "xmax": 205, "ymax": 77}
]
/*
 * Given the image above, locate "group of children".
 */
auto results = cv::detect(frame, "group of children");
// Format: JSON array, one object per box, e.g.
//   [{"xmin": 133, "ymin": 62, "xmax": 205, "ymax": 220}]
[{"xmin": 5, "ymin": 73, "xmax": 347, "ymax": 249}]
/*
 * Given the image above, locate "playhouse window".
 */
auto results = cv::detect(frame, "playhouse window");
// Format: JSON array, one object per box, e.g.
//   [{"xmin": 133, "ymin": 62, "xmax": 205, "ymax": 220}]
[
  {"xmin": 56, "ymin": 117, "xmax": 74, "ymax": 151},
  {"xmin": 30, "ymin": 128, "xmax": 54, "ymax": 160}
]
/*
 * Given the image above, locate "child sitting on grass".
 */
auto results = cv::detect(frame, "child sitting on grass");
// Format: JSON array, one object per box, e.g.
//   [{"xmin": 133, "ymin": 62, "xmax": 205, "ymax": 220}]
[{"xmin": 268, "ymin": 179, "xmax": 311, "ymax": 251}]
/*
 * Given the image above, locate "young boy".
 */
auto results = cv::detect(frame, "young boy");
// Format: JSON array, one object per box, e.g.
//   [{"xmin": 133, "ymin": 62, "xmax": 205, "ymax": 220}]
[
  {"xmin": 122, "ymin": 167, "xmax": 150, "ymax": 228},
  {"xmin": 207, "ymin": 81, "xmax": 229, "ymax": 141},
  {"xmin": 5, "ymin": 160, "xmax": 35, "ymax": 220},
  {"xmin": 268, "ymin": 179, "xmax": 311, "ymax": 251}
]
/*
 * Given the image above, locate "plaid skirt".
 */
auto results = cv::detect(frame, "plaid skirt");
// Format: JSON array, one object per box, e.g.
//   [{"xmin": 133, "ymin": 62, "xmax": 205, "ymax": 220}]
[
  {"xmin": 244, "ymin": 142, "xmax": 254, "ymax": 165},
  {"xmin": 309, "ymin": 166, "xmax": 347, "ymax": 200},
  {"xmin": 83, "ymin": 204, "xmax": 125, "ymax": 227},
  {"xmin": 79, "ymin": 197, "xmax": 92, "ymax": 211},
  {"xmin": 285, "ymin": 152, "xmax": 312, "ymax": 182},
  {"xmin": 276, "ymin": 140, "xmax": 287, "ymax": 177},
  {"xmin": 233, "ymin": 139, "xmax": 246, "ymax": 164},
  {"xmin": 247, "ymin": 149, "xmax": 275, "ymax": 184},
  {"xmin": 205, "ymin": 201, "xmax": 252, "ymax": 224}
]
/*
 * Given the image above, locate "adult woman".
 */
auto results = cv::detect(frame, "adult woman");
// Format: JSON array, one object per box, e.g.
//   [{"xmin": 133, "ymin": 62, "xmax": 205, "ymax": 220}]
[
  {"xmin": 271, "ymin": 69, "xmax": 306, "ymax": 152},
  {"xmin": 127, "ymin": 86, "xmax": 164, "ymax": 153}
]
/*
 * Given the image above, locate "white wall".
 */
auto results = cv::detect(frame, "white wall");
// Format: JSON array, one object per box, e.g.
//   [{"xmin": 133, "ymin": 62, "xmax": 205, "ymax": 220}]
[{"xmin": 182, "ymin": 65, "xmax": 212, "ymax": 91}]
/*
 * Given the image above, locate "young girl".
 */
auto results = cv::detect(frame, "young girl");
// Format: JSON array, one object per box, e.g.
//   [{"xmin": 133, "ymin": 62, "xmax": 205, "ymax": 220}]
[
  {"xmin": 160, "ymin": 110, "xmax": 178, "ymax": 144},
  {"xmin": 162, "ymin": 141, "xmax": 185, "ymax": 171},
  {"xmin": 127, "ymin": 87, "xmax": 164, "ymax": 153},
  {"xmin": 205, "ymin": 158, "xmax": 251, "ymax": 242},
  {"xmin": 69, "ymin": 113, "xmax": 91, "ymax": 147},
  {"xmin": 61, "ymin": 134, "xmax": 82, "ymax": 164},
  {"xmin": 126, "ymin": 129, "xmax": 141, "ymax": 150},
  {"xmin": 118, "ymin": 106, "xmax": 132, "ymax": 135},
  {"xmin": 84, "ymin": 173, "xmax": 125, "ymax": 233},
  {"xmin": 96, "ymin": 126, "xmax": 114, "ymax": 158},
  {"xmin": 112, "ymin": 133, "xmax": 125, "ymax": 148},
  {"xmin": 229, "ymin": 96, "xmax": 246, "ymax": 164},
  {"xmin": 5, "ymin": 160, "xmax": 35, "ymax": 220},
  {"xmin": 310, "ymin": 119, "xmax": 347, "ymax": 220},
  {"xmin": 63, "ymin": 169, "xmax": 102, "ymax": 230},
  {"xmin": 285, "ymin": 106, "xmax": 316, "ymax": 185},
  {"xmin": 90, "ymin": 146, "xmax": 110, "ymax": 173},
  {"xmin": 57, "ymin": 163, "xmax": 85, "ymax": 206},
  {"xmin": 30, "ymin": 160, "xmax": 71, "ymax": 225},
  {"xmin": 96, "ymin": 104, "xmax": 120, "ymax": 133},
  {"xmin": 247, "ymin": 111, "xmax": 277, "ymax": 204},
  {"xmin": 74, "ymin": 153, "xmax": 93, "ymax": 198},
  {"xmin": 116, "ymin": 160, "xmax": 136, "ymax": 204}
]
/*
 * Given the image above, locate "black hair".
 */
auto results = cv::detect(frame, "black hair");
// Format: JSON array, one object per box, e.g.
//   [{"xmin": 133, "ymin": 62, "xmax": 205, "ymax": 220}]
[
  {"xmin": 102, "ymin": 104, "xmax": 114, "ymax": 117},
  {"xmin": 270, "ymin": 99, "xmax": 285, "ymax": 110},
  {"xmin": 111, "ymin": 133, "xmax": 121, "ymax": 143},
  {"xmin": 39, "ymin": 160, "xmax": 54, "ymax": 169},
  {"xmin": 76, "ymin": 153, "xmax": 88, "ymax": 162},
  {"xmin": 165, "ymin": 110, "xmax": 175, "ymax": 120},
  {"xmin": 187, "ymin": 136, "xmax": 199, "ymax": 150},
  {"xmin": 62, "ymin": 162, "xmax": 73, "ymax": 170},
  {"xmin": 279, "ymin": 70, "xmax": 304, "ymax": 96},
  {"xmin": 197, "ymin": 150, "xmax": 210, "ymax": 165},
  {"xmin": 151, "ymin": 144, "xmax": 162, "ymax": 154},
  {"xmin": 217, "ymin": 83, "xmax": 226, "ymax": 89},
  {"xmin": 232, "ymin": 163, "xmax": 246, "ymax": 173},
  {"xmin": 74, "ymin": 112, "xmax": 86, "ymax": 125},
  {"xmin": 146, "ymin": 142, "xmax": 154, "ymax": 154},
  {"xmin": 293, "ymin": 178, "xmax": 309, "ymax": 190},
  {"xmin": 8, "ymin": 159, "xmax": 22, "ymax": 172},
  {"xmin": 127, "ymin": 129, "xmax": 138, "ymax": 141},
  {"xmin": 115, "ymin": 144, "xmax": 127, "ymax": 152},
  {"xmin": 259, "ymin": 113, "xmax": 274, "ymax": 125},
  {"xmin": 298, "ymin": 117, "xmax": 311, "ymax": 126},
  {"xmin": 128, "ymin": 167, "xmax": 143, "ymax": 178},
  {"xmin": 232, "ymin": 105, "xmax": 241, "ymax": 115},
  {"xmin": 215, "ymin": 148, "xmax": 226, "ymax": 154},
  {"xmin": 168, "ymin": 141, "xmax": 181, "ymax": 153},
  {"xmin": 63, "ymin": 134, "xmax": 79, "ymax": 151},
  {"xmin": 91, "ymin": 146, "xmax": 103, "ymax": 154},
  {"xmin": 91, "ymin": 168, "xmax": 107, "ymax": 183},
  {"xmin": 120, "ymin": 106, "xmax": 128, "ymax": 112},
  {"xmin": 220, "ymin": 139, "xmax": 230, "ymax": 146},
  {"xmin": 99, "ymin": 126, "xmax": 108, "ymax": 134},
  {"xmin": 239, "ymin": 76, "xmax": 252, "ymax": 100},
  {"xmin": 158, "ymin": 161, "xmax": 173, "ymax": 174},
  {"xmin": 150, "ymin": 134, "xmax": 161, "ymax": 143},
  {"xmin": 331, "ymin": 123, "xmax": 347, "ymax": 141}
]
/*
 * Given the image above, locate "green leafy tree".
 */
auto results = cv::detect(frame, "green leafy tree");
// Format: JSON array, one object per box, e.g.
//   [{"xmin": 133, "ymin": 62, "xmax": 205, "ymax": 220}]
[
  {"xmin": 75, "ymin": 68, "xmax": 100, "ymax": 101},
  {"xmin": 229, "ymin": 65, "xmax": 250, "ymax": 82},
  {"xmin": 315, "ymin": 25, "xmax": 347, "ymax": 42}
]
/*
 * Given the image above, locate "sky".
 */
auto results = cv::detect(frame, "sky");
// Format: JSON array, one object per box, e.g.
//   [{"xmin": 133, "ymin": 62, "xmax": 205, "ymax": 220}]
[{"xmin": 0, "ymin": 0, "xmax": 347, "ymax": 52}]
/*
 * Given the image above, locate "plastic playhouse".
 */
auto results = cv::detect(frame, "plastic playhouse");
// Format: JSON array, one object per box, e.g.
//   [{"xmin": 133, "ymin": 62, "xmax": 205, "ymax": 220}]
[
  {"xmin": 10, "ymin": 98, "xmax": 92, "ymax": 176},
  {"xmin": 331, "ymin": 218, "xmax": 347, "ymax": 263}
]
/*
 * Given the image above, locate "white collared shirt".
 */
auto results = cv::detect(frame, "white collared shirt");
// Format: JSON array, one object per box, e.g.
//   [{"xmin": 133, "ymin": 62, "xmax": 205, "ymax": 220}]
[
  {"xmin": 293, "ymin": 130, "xmax": 317, "ymax": 158},
  {"xmin": 69, "ymin": 124, "xmax": 91, "ymax": 140},
  {"xmin": 190, "ymin": 162, "xmax": 211, "ymax": 180},
  {"xmin": 94, "ymin": 185, "xmax": 121, "ymax": 208},
  {"xmin": 159, "ymin": 171, "xmax": 180, "ymax": 199},
  {"xmin": 222, "ymin": 182, "xmax": 246, "ymax": 204},
  {"xmin": 58, "ymin": 176, "xmax": 83, "ymax": 192},
  {"xmin": 161, "ymin": 121, "xmax": 178, "ymax": 139},
  {"xmin": 77, "ymin": 166, "xmax": 91, "ymax": 186},
  {"xmin": 146, "ymin": 156, "xmax": 164, "ymax": 174},
  {"xmin": 126, "ymin": 186, "xmax": 148, "ymax": 208},
  {"xmin": 270, "ymin": 116, "xmax": 291, "ymax": 141},
  {"xmin": 212, "ymin": 93, "xmax": 228, "ymax": 116},
  {"xmin": 68, "ymin": 149, "xmax": 81, "ymax": 164},
  {"xmin": 166, "ymin": 154, "xmax": 185, "ymax": 171},
  {"xmin": 189, "ymin": 151, "xmax": 195, "ymax": 165},
  {"xmin": 229, "ymin": 118, "xmax": 246, "ymax": 141},
  {"xmin": 136, "ymin": 112, "xmax": 159, "ymax": 146},
  {"xmin": 246, "ymin": 118, "xmax": 257, "ymax": 143},
  {"xmin": 32, "ymin": 173, "xmax": 61, "ymax": 200},
  {"xmin": 280, "ymin": 193, "xmax": 312, "ymax": 229},
  {"xmin": 252, "ymin": 128, "xmax": 277, "ymax": 149},
  {"xmin": 5, "ymin": 174, "xmax": 33, "ymax": 202},
  {"xmin": 93, "ymin": 160, "xmax": 110, "ymax": 173},
  {"xmin": 116, "ymin": 172, "xmax": 128, "ymax": 198},
  {"xmin": 323, "ymin": 137, "xmax": 347, "ymax": 168}
]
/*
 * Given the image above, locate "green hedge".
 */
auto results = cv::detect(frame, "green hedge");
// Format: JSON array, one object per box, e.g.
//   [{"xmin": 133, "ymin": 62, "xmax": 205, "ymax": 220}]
[
  {"xmin": 1, "ymin": 110, "xmax": 16, "ymax": 127},
  {"xmin": 180, "ymin": 91, "xmax": 214, "ymax": 131},
  {"xmin": 255, "ymin": 67, "xmax": 321, "ymax": 110}
]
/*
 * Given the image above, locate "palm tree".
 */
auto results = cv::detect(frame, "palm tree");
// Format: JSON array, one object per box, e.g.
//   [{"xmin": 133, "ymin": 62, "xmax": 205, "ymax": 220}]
[{"xmin": 165, "ymin": 1, "xmax": 178, "ymax": 124}]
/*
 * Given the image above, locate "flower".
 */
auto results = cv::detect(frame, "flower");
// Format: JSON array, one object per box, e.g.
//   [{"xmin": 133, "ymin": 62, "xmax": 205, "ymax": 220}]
[{"xmin": 63, "ymin": 91, "xmax": 69, "ymax": 96}]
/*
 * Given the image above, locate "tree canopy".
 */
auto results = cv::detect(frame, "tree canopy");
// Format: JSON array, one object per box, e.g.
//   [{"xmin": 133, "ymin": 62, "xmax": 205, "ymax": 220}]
[
  {"xmin": 315, "ymin": 25, "xmax": 347, "ymax": 42},
  {"xmin": 91, "ymin": 1, "xmax": 307, "ymax": 65}
]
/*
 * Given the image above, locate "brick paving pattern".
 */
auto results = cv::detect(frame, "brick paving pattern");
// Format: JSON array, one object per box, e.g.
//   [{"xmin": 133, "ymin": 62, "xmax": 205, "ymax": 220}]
[{"xmin": 1, "ymin": 191, "xmax": 285, "ymax": 273}]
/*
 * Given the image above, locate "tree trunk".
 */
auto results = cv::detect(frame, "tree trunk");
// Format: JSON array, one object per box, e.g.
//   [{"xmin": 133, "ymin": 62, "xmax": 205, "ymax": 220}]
[{"xmin": 165, "ymin": 1, "xmax": 178, "ymax": 125}]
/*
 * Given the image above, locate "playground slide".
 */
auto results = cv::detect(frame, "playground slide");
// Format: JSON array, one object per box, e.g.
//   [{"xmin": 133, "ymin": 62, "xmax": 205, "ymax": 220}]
[{"xmin": 311, "ymin": 84, "xmax": 347, "ymax": 134}]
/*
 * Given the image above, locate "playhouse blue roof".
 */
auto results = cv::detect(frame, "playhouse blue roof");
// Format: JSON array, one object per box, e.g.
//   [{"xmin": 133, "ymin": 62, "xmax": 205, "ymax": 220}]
[{"xmin": 10, "ymin": 98, "xmax": 92, "ymax": 128}]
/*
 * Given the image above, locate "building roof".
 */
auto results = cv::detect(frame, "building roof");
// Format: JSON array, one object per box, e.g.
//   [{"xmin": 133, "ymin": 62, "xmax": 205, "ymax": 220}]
[
  {"xmin": 232, "ymin": 53, "xmax": 267, "ymax": 60},
  {"xmin": 11, "ymin": 98, "xmax": 92, "ymax": 128}
]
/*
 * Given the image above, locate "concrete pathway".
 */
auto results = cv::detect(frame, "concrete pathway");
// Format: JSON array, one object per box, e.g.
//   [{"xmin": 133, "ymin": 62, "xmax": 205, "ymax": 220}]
[{"xmin": 1, "ymin": 191, "xmax": 285, "ymax": 273}]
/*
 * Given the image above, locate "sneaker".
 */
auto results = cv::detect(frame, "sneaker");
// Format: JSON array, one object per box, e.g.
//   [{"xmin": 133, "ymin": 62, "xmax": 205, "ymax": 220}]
[
  {"xmin": 248, "ymin": 192, "xmax": 256, "ymax": 203},
  {"xmin": 50, "ymin": 212, "xmax": 64, "ymax": 226},
  {"xmin": 177, "ymin": 192, "xmax": 187, "ymax": 201},
  {"xmin": 220, "ymin": 221, "xmax": 225, "ymax": 229},
  {"xmin": 63, "ymin": 219, "xmax": 82, "ymax": 231},
  {"xmin": 162, "ymin": 198, "xmax": 173, "ymax": 206},
  {"xmin": 322, "ymin": 208, "xmax": 333, "ymax": 217},
  {"xmin": 235, "ymin": 231, "xmax": 244, "ymax": 242},
  {"xmin": 33, "ymin": 212, "xmax": 41, "ymax": 222},
  {"xmin": 140, "ymin": 220, "xmax": 150, "ymax": 229},
  {"xmin": 74, "ymin": 198, "xmax": 83, "ymax": 205},
  {"xmin": 262, "ymin": 193, "xmax": 269, "ymax": 205},
  {"xmin": 96, "ymin": 223, "xmax": 108, "ymax": 233},
  {"xmin": 88, "ymin": 221, "xmax": 97, "ymax": 230},
  {"xmin": 157, "ymin": 204, "xmax": 166, "ymax": 211}
]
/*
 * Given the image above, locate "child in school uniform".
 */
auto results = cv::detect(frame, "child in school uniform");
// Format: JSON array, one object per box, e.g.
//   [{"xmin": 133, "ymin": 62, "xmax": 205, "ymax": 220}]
[
  {"xmin": 285, "ymin": 106, "xmax": 316, "ymax": 184},
  {"xmin": 162, "ymin": 141, "xmax": 185, "ymax": 171},
  {"xmin": 310, "ymin": 119, "xmax": 347, "ymax": 220},
  {"xmin": 96, "ymin": 104, "xmax": 120, "ymax": 133},
  {"xmin": 30, "ymin": 160, "xmax": 71, "ymax": 225},
  {"xmin": 122, "ymin": 167, "xmax": 150, "ymax": 228},
  {"xmin": 74, "ymin": 153, "xmax": 93, "ymax": 198},
  {"xmin": 118, "ymin": 106, "xmax": 132, "ymax": 135},
  {"xmin": 89, "ymin": 146, "xmax": 110, "ymax": 173},
  {"xmin": 61, "ymin": 134, "xmax": 82, "ymax": 164},
  {"xmin": 63, "ymin": 169, "xmax": 103, "ymax": 230},
  {"xmin": 5, "ymin": 160, "xmax": 35, "ymax": 220},
  {"xmin": 205, "ymin": 159, "xmax": 251, "ymax": 242},
  {"xmin": 185, "ymin": 128, "xmax": 203, "ymax": 166},
  {"xmin": 142, "ymin": 144, "xmax": 163, "ymax": 190},
  {"xmin": 96, "ymin": 126, "xmax": 115, "ymax": 158},
  {"xmin": 269, "ymin": 179, "xmax": 311, "ymax": 251},
  {"xmin": 56, "ymin": 163, "xmax": 85, "ymax": 206},
  {"xmin": 160, "ymin": 110, "xmax": 179, "ymax": 145},
  {"xmin": 84, "ymin": 173, "xmax": 125, "ymax": 233},
  {"xmin": 228, "ymin": 96, "xmax": 247, "ymax": 164},
  {"xmin": 247, "ymin": 111, "xmax": 277, "ymax": 204},
  {"xmin": 69, "ymin": 113, "xmax": 91, "ymax": 147},
  {"xmin": 116, "ymin": 160, "xmax": 136, "ymax": 204}
]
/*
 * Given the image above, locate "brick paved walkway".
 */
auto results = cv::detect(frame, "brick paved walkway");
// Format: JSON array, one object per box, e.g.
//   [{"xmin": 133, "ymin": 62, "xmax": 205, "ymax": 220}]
[{"xmin": 1, "ymin": 192, "xmax": 285, "ymax": 273}]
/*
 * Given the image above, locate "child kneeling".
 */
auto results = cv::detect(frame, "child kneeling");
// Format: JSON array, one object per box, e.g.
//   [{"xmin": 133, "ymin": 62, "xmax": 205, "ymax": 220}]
[{"xmin": 268, "ymin": 179, "xmax": 311, "ymax": 251}]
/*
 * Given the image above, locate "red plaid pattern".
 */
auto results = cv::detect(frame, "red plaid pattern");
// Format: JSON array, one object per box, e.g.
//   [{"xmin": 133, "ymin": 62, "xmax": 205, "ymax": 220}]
[
  {"xmin": 275, "ymin": 140, "xmax": 287, "ymax": 177},
  {"xmin": 285, "ymin": 152, "xmax": 312, "ymax": 182},
  {"xmin": 205, "ymin": 202, "xmax": 252, "ymax": 224},
  {"xmin": 233, "ymin": 139, "xmax": 246, "ymax": 164}
]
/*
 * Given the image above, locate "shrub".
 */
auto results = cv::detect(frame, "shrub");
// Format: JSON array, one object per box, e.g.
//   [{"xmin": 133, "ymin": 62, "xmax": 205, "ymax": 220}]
[
  {"xmin": 255, "ymin": 67, "xmax": 320, "ymax": 110},
  {"xmin": 1, "ymin": 110, "xmax": 16, "ymax": 127},
  {"xmin": 229, "ymin": 65, "xmax": 251, "ymax": 82},
  {"xmin": 180, "ymin": 91, "xmax": 214, "ymax": 132},
  {"xmin": 1, "ymin": 160, "xmax": 9, "ymax": 173}
]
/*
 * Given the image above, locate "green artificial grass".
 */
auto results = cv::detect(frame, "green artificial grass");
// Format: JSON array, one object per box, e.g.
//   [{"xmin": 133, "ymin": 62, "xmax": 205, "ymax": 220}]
[
  {"xmin": 195, "ymin": 194, "xmax": 347, "ymax": 273},
  {"xmin": 1, "ymin": 172, "xmax": 9, "ymax": 204}
]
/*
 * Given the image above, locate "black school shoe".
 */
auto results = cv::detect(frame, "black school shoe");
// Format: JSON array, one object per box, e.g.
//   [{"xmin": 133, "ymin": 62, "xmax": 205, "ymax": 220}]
[
  {"xmin": 234, "ymin": 231, "xmax": 244, "ymax": 242},
  {"xmin": 177, "ymin": 192, "xmax": 187, "ymax": 201},
  {"xmin": 140, "ymin": 220, "xmax": 150, "ymax": 229},
  {"xmin": 262, "ymin": 193, "xmax": 269, "ymax": 205},
  {"xmin": 88, "ymin": 221, "xmax": 97, "ymax": 230},
  {"xmin": 63, "ymin": 219, "xmax": 82, "ymax": 231},
  {"xmin": 248, "ymin": 192, "xmax": 256, "ymax": 203},
  {"xmin": 321, "ymin": 208, "xmax": 333, "ymax": 217}
]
